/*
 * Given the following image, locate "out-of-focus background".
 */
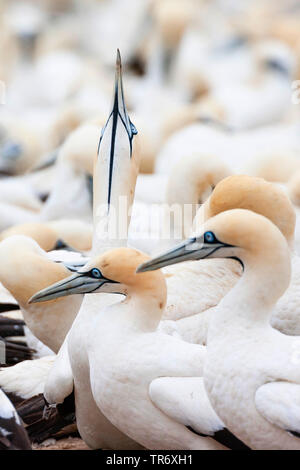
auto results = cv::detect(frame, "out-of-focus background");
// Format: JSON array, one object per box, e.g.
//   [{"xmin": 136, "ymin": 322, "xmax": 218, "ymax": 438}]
[
  {"xmin": 0, "ymin": 0, "xmax": 300, "ymax": 222},
  {"xmin": 1, "ymin": 0, "xmax": 300, "ymax": 451}
]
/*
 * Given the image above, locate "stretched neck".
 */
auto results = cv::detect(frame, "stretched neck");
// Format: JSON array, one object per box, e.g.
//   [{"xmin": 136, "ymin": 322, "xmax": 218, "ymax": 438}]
[
  {"xmin": 210, "ymin": 245, "xmax": 291, "ymax": 335},
  {"xmin": 92, "ymin": 141, "xmax": 139, "ymax": 256},
  {"xmin": 121, "ymin": 287, "xmax": 166, "ymax": 332}
]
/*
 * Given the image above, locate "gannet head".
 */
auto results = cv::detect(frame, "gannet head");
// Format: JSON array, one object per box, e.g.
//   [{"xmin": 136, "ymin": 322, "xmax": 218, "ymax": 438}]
[
  {"xmin": 194, "ymin": 175, "xmax": 296, "ymax": 248},
  {"xmin": 92, "ymin": 50, "xmax": 140, "ymax": 253},
  {"xmin": 95, "ymin": 49, "xmax": 139, "ymax": 207},
  {"xmin": 137, "ymin": 209, "xmax": 291, "ymax": 298},
  {"xmin": 0, "ymin": 222, "xmax": 75, "ymax": 252},
  {"xmin": 47, "ymin": 220, "xmax": 92, "ymax": 252},
  {"xmin": 29, "ymin": 247, "xmax": 166, "ymax": 305}
]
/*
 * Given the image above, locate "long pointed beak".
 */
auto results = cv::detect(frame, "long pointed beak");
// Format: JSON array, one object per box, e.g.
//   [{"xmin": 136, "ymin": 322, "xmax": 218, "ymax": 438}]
[
  {"xmin": 28, "ymin": 271, "xmax": 100, "ymax": 304},
  {"xmin": 97, "ymin": 50, "xmax": 138, "ymax": 207},
  {"xmin": 136, "ymin": 238, "xmax": 227, "ymax": 273},
  {"xmin": 114, "ymin": 49, "xmax": 131, "ymax": 134}
]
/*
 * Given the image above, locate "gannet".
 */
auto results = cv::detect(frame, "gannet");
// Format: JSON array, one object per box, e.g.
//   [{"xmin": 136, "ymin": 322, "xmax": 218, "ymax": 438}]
[
  {"xmin": 193, "ymin": 175, "xmax": 300, "ymax": 336},
  {"xmin": 138, "ymin": 210, "xmax": 300, "ymax": 449},
  {"xmin": 30, "ymin": 247, "xmax": 230, "ymax": 450},
  {"xmin": 137, "ymin": 176, "xmax": 300, "ymax": 341},
  {"xmin": 30, "ymin": 50, "xmax": 143, "ymax": 450}
]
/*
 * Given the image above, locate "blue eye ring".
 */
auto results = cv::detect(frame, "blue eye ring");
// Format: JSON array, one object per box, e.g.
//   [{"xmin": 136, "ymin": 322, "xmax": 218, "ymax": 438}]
[
  {"xmin": 204, "ymin": 231, "xmax": 216, "ymax": 244},
  {"xmin": 91, "ymin": 268, "xmax": 101, "ymax": 279},
  {"xmin": 130, "ymin": 121, "xmax": 138, "ymax": 136}
]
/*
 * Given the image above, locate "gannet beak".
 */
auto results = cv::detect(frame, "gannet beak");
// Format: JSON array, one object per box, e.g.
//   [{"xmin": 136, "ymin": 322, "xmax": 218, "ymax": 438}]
[
  {"xmin": 137, "ymin": 235, "xmax": 231, "ymax": 272},
  {"xmin": 28, "ymin": 269, "xmax": 117, "ymax": 303},
  {"xmin": 97, "ymin": 49, "xmax": 138, "ymax": 206}
]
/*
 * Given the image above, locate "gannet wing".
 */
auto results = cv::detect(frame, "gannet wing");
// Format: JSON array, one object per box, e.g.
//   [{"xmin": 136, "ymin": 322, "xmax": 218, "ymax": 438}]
[
  {"xmin": 0, "ymin": 356, "xmax": 55, "ymax": 403},
  {"xmin": 44, "ymin": 337, "xmax": 73, "ymax": 405},
  {"xmin": 255, "ymin": 381, "xmax": 300, "ymax": 437},
  {"xmin": 0, "ymin": 388, "xmax": 31, "ymax": 449},
  {"xmin": 149, "ymin": 377, "xmax": 250, "ymax": 450}
]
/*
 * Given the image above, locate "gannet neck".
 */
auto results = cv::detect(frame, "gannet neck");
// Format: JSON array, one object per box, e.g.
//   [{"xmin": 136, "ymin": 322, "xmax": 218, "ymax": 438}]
[
  {"xmin": 204, "ymin": 210, "xmax": 292, "ymax": 326},
  {"xmin": 120, "ymin": 288, "xmax": 166, "ymax": 332},
  {"xmin": 217, "ymin": 251, "xmax": 290, "ymax": 329},
  {"xmin": 194, "ymin": 175, "xmax": 296, "ymax": 249},
  {"xmin": 166, "ymin": 153, "xmax": 231, "ymax": 239},
  {"xmin": 92, "ymin": 50, "xmax": 140, "ymax": 256}
]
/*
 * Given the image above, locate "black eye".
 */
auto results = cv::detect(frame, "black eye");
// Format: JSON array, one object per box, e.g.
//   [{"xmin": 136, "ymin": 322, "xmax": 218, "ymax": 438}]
[
  {"xmin": 91, "ymin": 268, "xmax": 101, "ymax": 278},
  {"xmin": 204, "ymin": 231, "xmax": 216, "ymax": 243}
]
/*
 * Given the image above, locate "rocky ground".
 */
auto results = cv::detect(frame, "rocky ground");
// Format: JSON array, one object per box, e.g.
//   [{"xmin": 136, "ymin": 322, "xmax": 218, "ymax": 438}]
[{"xmin": 33, "ymin": 437, "xmax": 91, "ymax": 450}]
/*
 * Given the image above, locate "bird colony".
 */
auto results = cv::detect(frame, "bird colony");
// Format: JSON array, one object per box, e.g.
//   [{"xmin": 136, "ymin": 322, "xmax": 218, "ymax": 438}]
[{"xmin": 1, "ymin": 0, "xmax": 300, "ymax": 451}]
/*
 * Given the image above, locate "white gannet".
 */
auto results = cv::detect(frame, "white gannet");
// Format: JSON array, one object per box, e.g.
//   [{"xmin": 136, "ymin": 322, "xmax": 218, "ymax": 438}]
[
  {"xmin": 0, "ymin": 388, "xmax": 31, "ymax": 450},
  {"xmin": 139, "ymin": 175, "xmax": 300, "ymax": 342},
  {"xmin": 31, "ymin": 50, "xmax": 143, "ymax": 450},
  {"xmin": 193, "ymin": 175, "xmax": 300, "ymax": 336},
  {"xmin": 30, "ymin": 247, "xmax": 229, "ymax": 450},
  {"xmin": 138, "ymin": 209, "xmax": 300, "ymax": 449}
]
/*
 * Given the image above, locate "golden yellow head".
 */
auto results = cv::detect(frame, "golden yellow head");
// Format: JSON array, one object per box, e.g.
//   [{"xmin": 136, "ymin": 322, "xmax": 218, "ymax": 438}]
[
  {"xmin": 195, "ymin": 175, "xmax": 296, "ymax": 245},
  {"xmin": 138, "ymin": 209, "xmax": 291, "ymax": 302},
  {"xmin": 85, "ymin": 247, "xmax": 166, "ymax": 296},
  {"xmin": 29, "ymin": 247, "xmax": 167, "ymax": 310}
]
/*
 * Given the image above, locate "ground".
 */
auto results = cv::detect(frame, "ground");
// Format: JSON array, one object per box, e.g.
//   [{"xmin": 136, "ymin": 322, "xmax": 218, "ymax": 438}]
[{"xmin": 33, "ymin": 437, "xmax": 91, "ymax": 450}]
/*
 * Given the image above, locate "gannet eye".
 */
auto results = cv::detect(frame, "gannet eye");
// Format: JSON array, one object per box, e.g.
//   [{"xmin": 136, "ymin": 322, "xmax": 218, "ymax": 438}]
[
  {"xmin": 130, "ymin": 121, "xmax": 138, "ymax": 136},
  {"xmin": 204, "ymin": 231, "xmax": 216, "ymax": 243},
  {"xmin": 91, "ymin": 268, "xmax": 101, "ymax": 278}
]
